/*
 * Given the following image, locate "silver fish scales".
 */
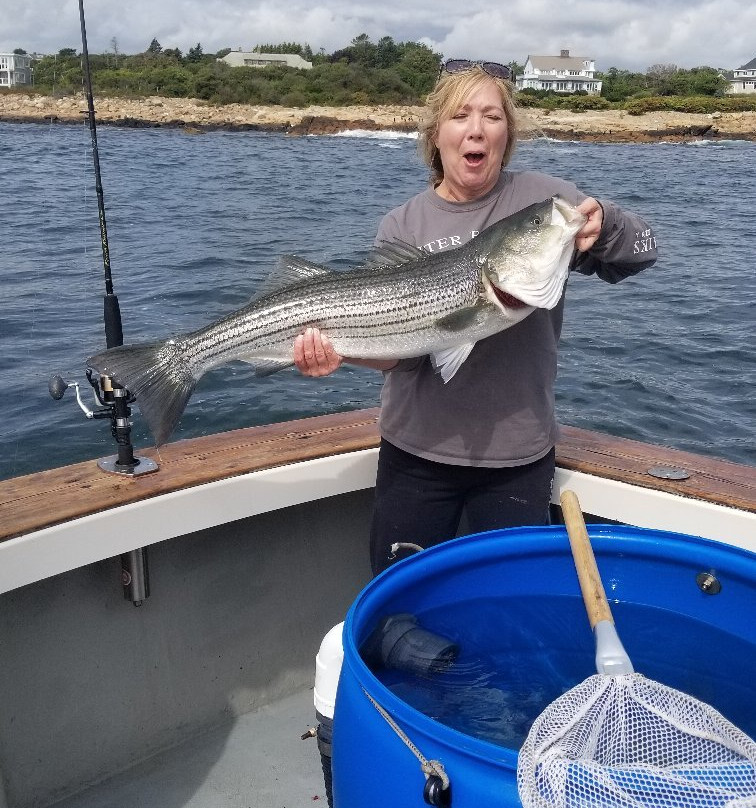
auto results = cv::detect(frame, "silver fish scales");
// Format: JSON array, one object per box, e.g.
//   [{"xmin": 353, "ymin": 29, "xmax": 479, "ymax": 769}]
[{"xmin": 88, "ymin": 196, "xmax": 585, "ymax": 444}]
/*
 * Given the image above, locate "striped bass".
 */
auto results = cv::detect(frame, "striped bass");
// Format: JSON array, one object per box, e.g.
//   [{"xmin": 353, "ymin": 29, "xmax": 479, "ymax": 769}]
[{"xmin": 87, "ymin": 195, "xmax": 586, "ymax": 445}]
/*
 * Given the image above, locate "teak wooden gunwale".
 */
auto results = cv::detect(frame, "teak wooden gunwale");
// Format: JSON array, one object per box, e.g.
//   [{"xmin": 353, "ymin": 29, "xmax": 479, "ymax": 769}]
[{"xmin": 1, "ymin": 408, "xmax": 753, "ymax": 542}]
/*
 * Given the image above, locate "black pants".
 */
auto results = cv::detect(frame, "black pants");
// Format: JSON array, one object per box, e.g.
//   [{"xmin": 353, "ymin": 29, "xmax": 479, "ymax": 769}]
[{"xmin": 369, "ymin": 439, "xmax": 555, "ymax": 575}]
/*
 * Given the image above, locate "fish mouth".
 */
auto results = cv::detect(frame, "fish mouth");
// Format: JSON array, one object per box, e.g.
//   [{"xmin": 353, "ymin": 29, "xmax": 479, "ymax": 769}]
[
  {"xmin": 553, "ymin": 194, "xmax": 587, "ymax": 227},
  {"xmin": 491, "ymin": 285, "xmax": 528, "ymax": 309}
]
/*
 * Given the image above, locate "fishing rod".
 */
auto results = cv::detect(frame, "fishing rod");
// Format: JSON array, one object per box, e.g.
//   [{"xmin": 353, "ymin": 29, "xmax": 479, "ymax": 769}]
[
  {"xmin": 49, "ymin": 0, "xmax": 155, "ymax": 605},
  {"xmin": 78, "ymin": 0, "xmax": 121, "ymax": 349}
]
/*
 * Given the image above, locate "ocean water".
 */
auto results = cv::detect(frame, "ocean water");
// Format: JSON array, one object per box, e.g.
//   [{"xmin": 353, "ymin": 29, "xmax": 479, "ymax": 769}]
[{"xmin": 0, "ymin": 121, "xmax": 754, "ymax": 481}]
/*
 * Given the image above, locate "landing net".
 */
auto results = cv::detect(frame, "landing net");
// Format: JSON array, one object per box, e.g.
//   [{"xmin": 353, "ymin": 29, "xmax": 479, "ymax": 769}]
[{"xmin": 517, "ymin": 672, "xmax": 756, "ymax": 808}]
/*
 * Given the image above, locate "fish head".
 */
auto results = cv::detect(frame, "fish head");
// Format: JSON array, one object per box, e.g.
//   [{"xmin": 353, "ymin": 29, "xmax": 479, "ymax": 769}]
[{"xmin": 479, "ymin": 195, "xmax": 587, "ymax": 312}]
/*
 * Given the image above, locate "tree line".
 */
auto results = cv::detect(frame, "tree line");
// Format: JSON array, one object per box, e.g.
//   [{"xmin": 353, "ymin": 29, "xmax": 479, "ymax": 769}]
[
  {"xmin": 22, "ymin": 36, "xmax": 440, "ymax": 107},
  {"xmin": 9, "ymin": 37, "xmax": 756, "ymax": 112}
]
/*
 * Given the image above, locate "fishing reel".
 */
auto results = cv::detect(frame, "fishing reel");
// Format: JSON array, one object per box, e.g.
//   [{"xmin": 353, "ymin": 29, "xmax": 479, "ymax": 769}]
[
  {"xmin": 49, "ymin": 370, "xmax": 158, "ymax": 477},
  {"xmin": 50, "ymin": 369, "xmax": 156, "ymax": 606}
]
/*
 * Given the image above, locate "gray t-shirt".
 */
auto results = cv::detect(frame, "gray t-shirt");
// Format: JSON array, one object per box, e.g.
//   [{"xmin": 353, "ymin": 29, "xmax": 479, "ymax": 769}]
[{"xmin": 374, "ymin": 169, "xmax": 658, "ymax": 467}]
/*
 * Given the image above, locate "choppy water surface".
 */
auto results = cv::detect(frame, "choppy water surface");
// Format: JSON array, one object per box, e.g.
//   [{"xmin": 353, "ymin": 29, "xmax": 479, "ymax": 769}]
[{"xmin": 1, "ymin": 121, "xmax": 754, "ymax": 479}]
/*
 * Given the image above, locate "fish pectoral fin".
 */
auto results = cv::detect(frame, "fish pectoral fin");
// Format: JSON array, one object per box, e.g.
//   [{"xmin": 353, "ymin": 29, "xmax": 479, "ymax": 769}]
[
  {"xmin": 430, "ymin": 343, "xmax": 476, "ymax": 383},
  {"xmin": 252, "ymin": 359, "xmax": 294, "ymax": 377},
  {"xmin": 254, "ymin": 255, "xmax": 334, "ymax": 299},
  {"xmin": 435, "ymin": 307, "xmax": 485, "ymax": 332}
]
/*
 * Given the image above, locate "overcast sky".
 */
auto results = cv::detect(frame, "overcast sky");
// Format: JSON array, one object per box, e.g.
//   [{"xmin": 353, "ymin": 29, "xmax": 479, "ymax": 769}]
[{"xmin": 3, "ymin": 0, "xmax": 755, "ymax": 73}]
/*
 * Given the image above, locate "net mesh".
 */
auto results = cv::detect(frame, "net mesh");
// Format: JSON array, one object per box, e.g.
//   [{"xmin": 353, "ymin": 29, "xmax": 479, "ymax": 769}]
[{"xmin": 517, "ymin": 673, "xmax": 756, "ymax": 808}]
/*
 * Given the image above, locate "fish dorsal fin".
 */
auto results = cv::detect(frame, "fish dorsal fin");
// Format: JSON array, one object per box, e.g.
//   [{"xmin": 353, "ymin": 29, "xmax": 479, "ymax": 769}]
[
  {"xmin": 430, "ymin": 343, "xmax": 477, "ymax": 383},
  {"xmin": 363, "ymin": 241, "xmax": 428, "ymax": 269},
  {"xmin": 254, "ymin": 255, "xmax": 334, "ymax": 299}
]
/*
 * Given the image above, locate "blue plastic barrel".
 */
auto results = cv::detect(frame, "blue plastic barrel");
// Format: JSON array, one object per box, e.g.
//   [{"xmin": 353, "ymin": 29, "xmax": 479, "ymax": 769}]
[{"xmin": 331, "ymin": 525, "xmax": 756, "ymax": 807}]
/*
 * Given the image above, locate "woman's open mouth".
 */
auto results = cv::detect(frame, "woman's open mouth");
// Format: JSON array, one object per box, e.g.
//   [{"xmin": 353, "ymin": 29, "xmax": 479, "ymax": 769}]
[{"xmin": 464, "ymin": 151, "xmax": 486, "ymax": 166}]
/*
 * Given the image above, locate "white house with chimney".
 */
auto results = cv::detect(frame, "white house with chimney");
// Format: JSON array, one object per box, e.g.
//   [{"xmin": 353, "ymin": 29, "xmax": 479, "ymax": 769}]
[
  {"xmin": 219, "ymin": 51, "xmax": 312, "ymax": 70},
  {"xmin": 728, "ymin": 57, "xmax": 756, "ymax": 94},
  {"xmin": 516, "ymin": 49, "xmax": 602, "ymax": 95},
  {"xmin": 0, "ymin": 52, "xmax": 32, "ymax": 87}
]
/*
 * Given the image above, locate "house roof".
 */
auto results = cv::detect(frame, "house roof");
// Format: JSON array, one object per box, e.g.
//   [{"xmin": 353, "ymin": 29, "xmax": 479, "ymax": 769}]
[
  {"xmin": 220, "ymin": 51, "xmax": 312, "ymax": 69},
  {"xmin": 736, "ymin": 57, "xmax": 756, "ymax": 70},
  {"xmin": 528, "ymin": 54, "xmax": 593, "ymax": 70}
]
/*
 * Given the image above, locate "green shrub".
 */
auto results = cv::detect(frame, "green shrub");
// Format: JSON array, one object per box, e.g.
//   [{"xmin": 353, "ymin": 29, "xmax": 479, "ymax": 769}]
[
  {"xmin": 621, "ymin": 94, "xmax": 756, "ymax": 115},
  {"xmin": 564, "ymin": 95, "xmax": 612, "ymax": 112},
  {"xmin": 514, "ymin": 94, "xmax": 540, "ymax": 107},
  {"xmin": 280, "ymin": 90, "xmax": 308, "ymax": 107}
]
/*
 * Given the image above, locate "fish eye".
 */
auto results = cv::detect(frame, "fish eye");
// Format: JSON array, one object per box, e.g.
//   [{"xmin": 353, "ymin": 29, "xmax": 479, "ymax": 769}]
[{"xmin": 531, "ymin": 215, "xmax": 543, "ymax": 226}]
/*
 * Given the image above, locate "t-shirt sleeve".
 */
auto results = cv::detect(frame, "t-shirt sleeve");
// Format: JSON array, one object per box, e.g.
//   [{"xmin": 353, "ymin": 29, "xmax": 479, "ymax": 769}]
[{"xmin": 573, "ymin": 199, "xmax": 658, "ymax": 283}]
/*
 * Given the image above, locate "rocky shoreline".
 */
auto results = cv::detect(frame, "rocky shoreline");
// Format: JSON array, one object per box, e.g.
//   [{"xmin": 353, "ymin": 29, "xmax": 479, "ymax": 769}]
[{"xmin": 2, "ymin": 93, "xmax": 756, "ymax": 142}]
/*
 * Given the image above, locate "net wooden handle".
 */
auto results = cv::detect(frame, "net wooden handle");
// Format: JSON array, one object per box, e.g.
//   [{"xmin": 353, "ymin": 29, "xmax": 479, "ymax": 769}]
[{"xmin": 560, "ymin": 490, "xmax": 614, "ymax": 628}]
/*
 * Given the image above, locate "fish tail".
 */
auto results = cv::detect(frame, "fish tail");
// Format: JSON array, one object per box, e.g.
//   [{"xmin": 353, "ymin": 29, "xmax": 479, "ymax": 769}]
[{"xmin": 87, "ymin": 340, "xmax": 197, "ymax": 446}]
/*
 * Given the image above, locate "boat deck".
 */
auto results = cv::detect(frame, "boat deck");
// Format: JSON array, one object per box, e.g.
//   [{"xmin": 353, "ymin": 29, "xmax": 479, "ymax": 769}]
[
  {"xmin": 50, "ymin": 687, "xmax": 326, "ymax": 808},
  {"xmin": 1, "ymin": 410, "xmax": 754, "ymax": 808}
]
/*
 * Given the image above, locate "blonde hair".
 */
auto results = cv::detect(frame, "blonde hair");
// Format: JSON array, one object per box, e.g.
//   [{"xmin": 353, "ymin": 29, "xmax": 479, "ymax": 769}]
[{"xmin": 418, "ymin": 66, "xmax": 518, "ymax": 187}]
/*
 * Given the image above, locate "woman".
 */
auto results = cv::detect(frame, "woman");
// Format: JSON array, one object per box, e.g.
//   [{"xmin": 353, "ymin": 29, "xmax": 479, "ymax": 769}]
[{"xmin": 294, "ymin": 59, "xmax": 658, "ymax": 574}]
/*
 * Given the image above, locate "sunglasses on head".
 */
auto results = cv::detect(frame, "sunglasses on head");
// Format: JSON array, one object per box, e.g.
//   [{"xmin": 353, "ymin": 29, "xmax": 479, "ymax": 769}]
[{"xmin": 438, "ymin": 59, "xmax": 513, "ymax": 81}]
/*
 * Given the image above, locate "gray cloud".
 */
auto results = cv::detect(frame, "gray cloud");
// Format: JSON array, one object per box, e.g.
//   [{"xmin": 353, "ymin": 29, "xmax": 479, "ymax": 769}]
[{"xmin": 2, "ymin": 0, "xmax": 754, "ymax": 72}]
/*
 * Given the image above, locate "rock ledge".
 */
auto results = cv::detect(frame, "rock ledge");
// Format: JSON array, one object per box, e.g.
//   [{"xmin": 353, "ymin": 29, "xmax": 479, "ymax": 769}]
[{"xmin": 2, "ymin": 94, "xmax": 755, "ymax": 142}]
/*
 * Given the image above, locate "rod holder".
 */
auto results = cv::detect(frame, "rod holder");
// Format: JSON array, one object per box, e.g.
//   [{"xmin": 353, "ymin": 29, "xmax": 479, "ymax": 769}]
[{"xmin": 121, "ymin": 548, "xmax": 150, "ymax": 606}]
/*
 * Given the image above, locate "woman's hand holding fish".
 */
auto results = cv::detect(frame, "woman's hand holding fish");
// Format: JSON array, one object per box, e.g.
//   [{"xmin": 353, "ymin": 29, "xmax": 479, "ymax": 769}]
[
  {"xmin": 293, "ymin": 327, "xmax": 401, "ymax": 376},
  {"xmin": 574, "ymin": 197, "xmax": 603, "ymax": 252},
  {"xmin": 294, "ymin": 328, "xmax": 343, "ymax": 377}
]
